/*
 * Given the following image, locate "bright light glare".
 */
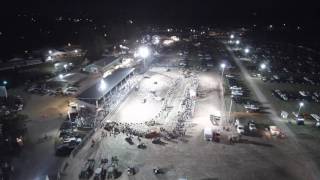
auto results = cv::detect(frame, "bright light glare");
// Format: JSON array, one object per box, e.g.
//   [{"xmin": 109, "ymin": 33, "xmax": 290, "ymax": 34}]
[
  {"xmin": 230, "ymin": 34, "xmax": 234, "ymax": 39},
  {"xmin": 47, "ymin": 56, "xmax": 52, "ymax": 61},
  {"xmin": 138, "ymin": 46, "xmax": 150, "ymax": 58},
  {"xmin": 152, "ymin": 36, "xmax": 160, "ymax": 45},
  {"xmin": 59, "ymin": 74, "xmax": 63, "ymax": 79},
  {"xmin": 244, "ymin": 48, "xmax": 250, "ymax": 54},
  {"xmin": 260, "ymin": 63, "xmax": 266, "ymax": 70},
  {"xmin": 163, "ymin": 40, "xmax": 174, "ymax": 46},
  {"xmin": 235, "ymin": 40, "xmax": 240, "ymax": 45},
  {"xmin": 63, "ymin": 64, "xmax": 68, "ymax": 68},
  {"xmin": 299, "ymin": 102, "xmax": 304, "ymax": 107},
  {"xmin": 154, "ymin": 38, "xmax": 160, "ymax": 44},
  {"xmin": 170, "ymin": 36, "xmax": 180, "ymax": 42},
  {"xmin": 133, "ymin": 52, "xmax": 139, "ymax": 58},
  {"xmin": 99, "ymin": 79, "xmax": 107, "ymax": 91},
  {"xmin": 48, "ymin": 50, "xmax": 52, "ymax": 54},
  {"xmin": 220, "ymin": 63, "xmax": 226, "ymax": 69},
  {"xmin": 74, "ymin": 49, "xmax": 78, "ymax": 53}
]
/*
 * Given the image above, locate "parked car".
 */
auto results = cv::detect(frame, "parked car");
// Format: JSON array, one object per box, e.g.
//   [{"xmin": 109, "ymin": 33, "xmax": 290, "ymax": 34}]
[
  {"xmin": 237, "ymin": 125, "xmax": 245, "ymax": 134},
  {"xmin": 248, "ymin": 122, "xmax": 257, "ymax": 131},
  {"xmin": 63, "ymin": 87, "xmax": 78, "ymax": 95}
]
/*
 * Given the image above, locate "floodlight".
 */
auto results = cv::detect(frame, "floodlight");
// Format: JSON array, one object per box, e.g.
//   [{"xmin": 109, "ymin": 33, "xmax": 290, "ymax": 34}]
[{"xmin": 138, "ymin": 46, "xmax": 150, "ymax": 58}]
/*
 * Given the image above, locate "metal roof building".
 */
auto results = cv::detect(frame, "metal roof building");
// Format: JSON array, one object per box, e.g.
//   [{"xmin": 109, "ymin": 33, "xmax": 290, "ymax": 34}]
[
  {"xmin": 77, "ymin": 67, "xmax": 134, "ymax": 105},
  {"xmin": 82, "ymin": 56, "xmax": 120, "ymax": 74}
]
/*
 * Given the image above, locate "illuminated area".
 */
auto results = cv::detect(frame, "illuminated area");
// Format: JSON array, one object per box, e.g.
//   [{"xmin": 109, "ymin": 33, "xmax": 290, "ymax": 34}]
[
  {"xmin": 3, "ymin": 2, "xmax": 320, "ymax": 180},
  {"xmin": 137, "ymin": 46, "xmax": 150, "ymax": 58},
  {"xmin": 162, "ymin": 39, "xmax": 174, "ymax": 46},
  {"xmin": 98, "ymin": 79, "xmax": 107, "ymax": 92},
  {"xmin": 244, "ymin": 48, "xmax": 250, "ymax": 54},
  {"xmin": 170, "ymin": 35, "xmax": 180, "ymax": 42}
]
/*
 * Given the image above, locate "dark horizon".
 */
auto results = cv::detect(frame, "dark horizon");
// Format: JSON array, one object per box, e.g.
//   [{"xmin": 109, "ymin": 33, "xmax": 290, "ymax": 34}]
[
  {"xmin": 1, "ymin": 0, "xmax": 320, "ymax": 59},
  {"xmin": 1, "ymin": 0, "xmax": 320, "ymax": 26}
]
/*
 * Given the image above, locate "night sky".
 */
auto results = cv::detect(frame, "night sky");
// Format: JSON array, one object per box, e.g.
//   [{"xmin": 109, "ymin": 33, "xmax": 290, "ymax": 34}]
[
  {"xmin": 1, "ymin": 0, "xmax": 320, "ymax": 26},
  {"xmin": 1, "ymin": 0, "xmax": 320, "ymax": 58}
]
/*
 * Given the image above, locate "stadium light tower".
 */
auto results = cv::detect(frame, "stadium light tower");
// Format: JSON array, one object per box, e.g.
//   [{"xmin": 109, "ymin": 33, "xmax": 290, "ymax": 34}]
[
  {"xmin": 137, "ymin": 46, "xmax": 151, "ymax": 70},
  {"xmin": 138, "ymin": 46, "xmax": 150, "ymax": 59}
]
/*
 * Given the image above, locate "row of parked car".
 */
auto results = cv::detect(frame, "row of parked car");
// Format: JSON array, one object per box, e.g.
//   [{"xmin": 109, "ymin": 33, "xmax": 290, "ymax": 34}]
[
  {"xmin": 55, "ymin": 102, "xmax": 93, "ymax": 155},
  {"xmin": 234, "ymin": 119, "xmax": 257, "ymax": 135},
  {"xmin": 226, "ymin": 74, "xmax": 262, "ymax": 113},
  {"xmin": 272, "ymin": 89, "xmax": 320, "ymax": 103},
  {"xmin": 262, "ymin": 74, "xmax": 320, "ymax": 86},
  {"xmin": 79, "ymin": 157, "xmax": 121, "ymax": 180},
  {"xmin": 226, "ymin": 74, "xmax": 250, "ymax": 98},
  {"xmin": 27, "ymin": 84, "xmax": 79, "ymax": 96}
]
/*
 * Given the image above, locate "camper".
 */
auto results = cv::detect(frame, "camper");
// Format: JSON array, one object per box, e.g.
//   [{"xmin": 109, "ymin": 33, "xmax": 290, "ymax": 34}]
[{"xmin": 203, "ymin": 127, "xmax": 213, "ymax": 141}]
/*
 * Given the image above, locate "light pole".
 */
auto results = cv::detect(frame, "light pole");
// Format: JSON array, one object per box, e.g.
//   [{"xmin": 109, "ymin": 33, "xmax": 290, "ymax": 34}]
[
  {"xmin": 297, "ymin": 102, "xmax": 304, "ymax": 115},
  {"xmin": 260, "ymin": 63, "xmax": 266, "ymax": 77},
  {"xmin": 244, "ymin": 48, "xmax": 250, "ymax": 54},
  {"xmin": 220, "ymin": 63, "xmax": 226, "ymax": 78},
  {"xmin": 220, "ymin": 63, "xmax": 226, "ymax": 96},
  {"xmin": 260, "ymin": 63, "xmax": 266, "ymax": 70},
  {"xmin": 2, "ymin": 80, "xmax": 8, "ymax": 98},
  {"xmin": 220, "ymin": 63, "xmax": 226, "ymax": 120},
  {"xmin": 228, "ymin": 98, "xmax": 233, "ymax": 123}
]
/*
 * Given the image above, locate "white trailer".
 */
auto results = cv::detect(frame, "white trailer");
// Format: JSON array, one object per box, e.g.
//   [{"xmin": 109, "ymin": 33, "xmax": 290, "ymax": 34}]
[{"xmin": 203, "ymin": 127, "xmax": 213, "ymax": 141}]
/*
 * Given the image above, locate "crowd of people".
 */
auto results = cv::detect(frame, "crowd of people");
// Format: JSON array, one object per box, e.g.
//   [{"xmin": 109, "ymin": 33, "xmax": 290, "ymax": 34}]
[
  {"xmin": 103, "ymin": 122, "xmax": 148, "ymax": 138},
  {"xmin": 172, "ymin": 77, "xmax": 198, "ymax": 137}
]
